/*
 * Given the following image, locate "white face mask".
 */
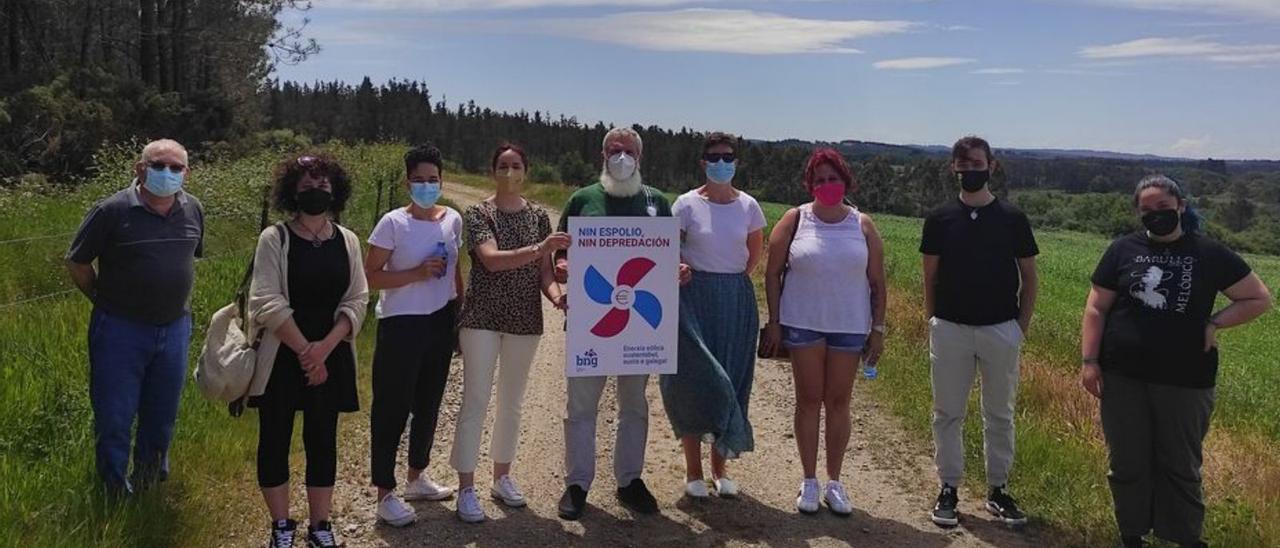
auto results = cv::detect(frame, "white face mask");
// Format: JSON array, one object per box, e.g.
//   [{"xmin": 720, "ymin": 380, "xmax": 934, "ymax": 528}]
[{"xmin": 607, "ymin": 152, "xmax": 637, "ymax": 181}]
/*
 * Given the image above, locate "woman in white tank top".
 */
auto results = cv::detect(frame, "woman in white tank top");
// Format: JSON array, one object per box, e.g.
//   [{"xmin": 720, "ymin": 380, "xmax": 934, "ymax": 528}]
[{"xmin": 761, "ymin": 149, "xmax": 887, "ymax": 516}]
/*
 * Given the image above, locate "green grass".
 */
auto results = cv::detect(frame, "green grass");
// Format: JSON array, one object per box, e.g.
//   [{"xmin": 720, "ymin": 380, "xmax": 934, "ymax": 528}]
[{"xmin": 0, "ymin": 142, "xmax": 409, "ymax": 547}]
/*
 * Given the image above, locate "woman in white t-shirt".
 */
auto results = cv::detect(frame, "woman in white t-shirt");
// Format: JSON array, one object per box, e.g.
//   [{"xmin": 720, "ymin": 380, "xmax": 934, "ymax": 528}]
[
  {"xmin": 659, "ymin": 132, "xmax": 766, "ymax": 500},
  {"xmin": 362, "ymin": 144, "xmax": 464, "ymax": 527}
]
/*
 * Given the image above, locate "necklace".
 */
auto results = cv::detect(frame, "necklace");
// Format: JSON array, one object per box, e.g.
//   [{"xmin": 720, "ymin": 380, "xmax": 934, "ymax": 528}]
[{"xmin": 297, "ymin": 218, "xmax": 329, "ymax": 248}]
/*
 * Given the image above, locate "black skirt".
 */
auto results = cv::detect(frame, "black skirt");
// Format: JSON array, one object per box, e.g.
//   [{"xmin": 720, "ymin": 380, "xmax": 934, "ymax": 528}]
[{"xmin": 250, "ymin": 226, "xmax": 359, "ymax": 413}]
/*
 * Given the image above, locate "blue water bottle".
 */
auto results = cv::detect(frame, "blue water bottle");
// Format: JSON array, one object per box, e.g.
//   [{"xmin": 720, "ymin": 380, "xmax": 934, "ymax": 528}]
[
  {"xmin": 433, "ymin": 241, "xmax": 448, "ymax": 278},
  {"xmin": 863, "ymin": 357, "xmax": 878, "ymax": 380}
]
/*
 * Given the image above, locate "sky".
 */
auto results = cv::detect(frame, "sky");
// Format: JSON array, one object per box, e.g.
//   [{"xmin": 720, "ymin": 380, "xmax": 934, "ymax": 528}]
[{"xmin": 273, "ymin": 0, "xmax": 1280, "ymax": 160}]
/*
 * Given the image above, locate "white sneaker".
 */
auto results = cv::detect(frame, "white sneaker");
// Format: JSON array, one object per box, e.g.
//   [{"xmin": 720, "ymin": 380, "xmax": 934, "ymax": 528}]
[
  {"xmin": 490, "ymin": 475, "xmax": 528, "ymax": 508},
  {"xmin": 376, "ymin": 493, "xmax": 416, "ymax": 527},
  {"xmin": 404, "ymin": 476, "xmax": 454, "ymax": 501},
  {"xmin": 824, "ymin": 480, "xmax": 854, "ymax": 515},
  {"xmin": 685, "ymin": 479, "xmax": 710, "ymax": 498},
  {"xmin": 796, "ymin": 478, "xmax": 820, "ymax": 514},
  {"xmin": 456, "ymin": 487, "xmax": 486, "ymax": 523},
  {"xmin": 713, "ymin": 477, "xmax": 739, "ymax": 498}
]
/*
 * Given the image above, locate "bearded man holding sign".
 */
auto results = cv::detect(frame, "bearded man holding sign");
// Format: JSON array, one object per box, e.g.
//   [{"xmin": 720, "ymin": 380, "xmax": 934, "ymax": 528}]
[{"xmin": 553, "ymin": 127, "xmax": 690, "ymax": 520}]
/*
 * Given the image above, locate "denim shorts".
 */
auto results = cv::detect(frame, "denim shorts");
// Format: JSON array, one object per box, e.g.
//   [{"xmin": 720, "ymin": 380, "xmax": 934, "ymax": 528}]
[{"xmin": 781, "ymin": 325, "xmax": 868, "ymax": 354}]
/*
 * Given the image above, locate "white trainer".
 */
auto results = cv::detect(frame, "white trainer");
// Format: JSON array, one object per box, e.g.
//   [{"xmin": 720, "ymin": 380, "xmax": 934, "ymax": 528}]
[
  {"xmin": 376, "ymin": 493, "xmax": 416, "ymax": 527},
  {"xmin": 404, "ymin": 476, "xmax": 454, "ymax": 501},
  {"xmin": 490, "ymin": 475, "xmax": 528, "ymax": 508},
  {"xmin": 713, "ymin": 477, "xmax": 739, "ymax": 498},
  {"xmin": 685, "ymin": 479, "xmax": 710, "ymax": 498},
  {"xmin": 796, "ymin": 478, "xmax": 820, "ymax": 514},
  {"xmin": 456, "ymin": 486, "xmax": 486, "ymax": 523},
  {"xmin": 824, "ymin": 480, "xmax": 854, "ymax": 516}
]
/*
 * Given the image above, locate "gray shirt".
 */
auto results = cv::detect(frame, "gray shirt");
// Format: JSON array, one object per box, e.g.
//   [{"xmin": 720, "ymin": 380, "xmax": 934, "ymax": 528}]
[{"xmin": 67, "ymin": 184, "xmax": 205, "ymax": 325}]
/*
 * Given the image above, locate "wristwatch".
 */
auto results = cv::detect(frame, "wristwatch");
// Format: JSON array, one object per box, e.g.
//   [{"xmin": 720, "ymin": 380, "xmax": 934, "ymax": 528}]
[{"xmin": 872, "ymin": 325, "xmax": 887, "ymax": 335}]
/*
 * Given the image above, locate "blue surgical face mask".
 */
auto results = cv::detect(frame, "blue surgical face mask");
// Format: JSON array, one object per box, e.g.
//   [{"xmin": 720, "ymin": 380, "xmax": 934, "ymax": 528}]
[
  {"xmin": 706, "ymin": 160, "xmax": 736, "ymax": 185},
  {"xmin": 409, "ymin": 181, "xmax": 441, "ymax": 209},
  {"xmin": 144, "ymin": 166, "xmax": 184, "ymax": 197}
]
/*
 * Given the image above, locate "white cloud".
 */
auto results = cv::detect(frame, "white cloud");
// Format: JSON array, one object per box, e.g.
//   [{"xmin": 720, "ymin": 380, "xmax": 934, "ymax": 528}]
[
  {"xmin": 1079, "ymin": 36, "xmax": 1280, "ymax": 64},
  {"xmin": 971, "ymin": 67, "xmax": 1025, "ymax": 74},
  {"xmin": 873, "ymin": 57, "xmax": 976, "ymax": 70},
  {"xmin": 1171, "ymin": 136, "xmax": 1211, "ymax": 155},
  {"xmin": 1081, "ymin": 0, "xmax": 1280, "ymax": 19},
  {"xmin": 994, "ymin": 80, "xmax": 1022, "ymax": 85},
  {"xmin": 534, "ymin": 9, "xmax": 917, "ymax": 55}
]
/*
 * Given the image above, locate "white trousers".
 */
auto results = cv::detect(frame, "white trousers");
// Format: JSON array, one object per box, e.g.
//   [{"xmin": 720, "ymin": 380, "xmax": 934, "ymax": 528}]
[{"xmin": 449, "ymin": 328, "xmax": 541, "ymax": 474}]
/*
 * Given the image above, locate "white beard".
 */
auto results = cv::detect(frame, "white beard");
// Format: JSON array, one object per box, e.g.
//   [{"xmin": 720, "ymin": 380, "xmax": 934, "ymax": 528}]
[{"xmin": 599, "ymin": 166, "xmax": 643, "ymax": 198}]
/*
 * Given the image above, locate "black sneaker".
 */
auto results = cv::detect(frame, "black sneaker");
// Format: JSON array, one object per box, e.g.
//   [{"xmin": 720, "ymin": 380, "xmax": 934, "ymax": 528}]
[
  {"xmin": 1119, "ymin": 535, "xmax": 1146, "ymax": 548},
  {"xmin": 558, "ymin": 485, "xmax": 588, "ymax": 521},
  {"xmin": 268, "ymin": 519, "xmax": 298, "ymax": 548},
  {"xmin": 931, "ymin": 484, "xmax": 959, "ymax": 527},
  {"xmin": 307, "ymin": 520, "xmax": 339, "ymax": 548},
  {"xmin": 986, "ymin": 485, "xmax": 1027, "ymax": 526},
  {"xmin": 616, "ymin": 478, "xmax": 659, "ymax": 514}
]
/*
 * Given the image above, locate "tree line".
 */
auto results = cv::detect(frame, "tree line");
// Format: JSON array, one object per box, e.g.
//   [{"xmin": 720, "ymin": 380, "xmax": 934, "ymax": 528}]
[{"xmin": 2, "ymin": 3, "xmax": 1277, "ymax": 253}]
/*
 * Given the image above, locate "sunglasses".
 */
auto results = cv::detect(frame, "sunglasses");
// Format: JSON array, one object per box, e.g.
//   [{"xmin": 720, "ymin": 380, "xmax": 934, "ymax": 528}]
[
  {"xmin": 296, "ymin": 155, "xmax": 333, "ymax": 178},
  {"xmin": 703, "ymin": 153, "xmax": 736, "ymax": 163},
  {"xmin": 147, "ymin": 161, "xmax": 186, "ymax": 173}
]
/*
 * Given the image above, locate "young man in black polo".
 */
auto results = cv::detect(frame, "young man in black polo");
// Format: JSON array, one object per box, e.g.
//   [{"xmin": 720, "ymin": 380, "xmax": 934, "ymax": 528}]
[{"xmin": 920, "ymin": 136, "xmax": 1038, "ymax": 527}]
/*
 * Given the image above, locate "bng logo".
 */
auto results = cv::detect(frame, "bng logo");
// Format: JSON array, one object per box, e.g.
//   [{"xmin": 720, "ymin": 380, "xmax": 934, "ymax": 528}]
[{"xmin": 575, "ymin": 349, "xmax": 599, "ymax": 371}]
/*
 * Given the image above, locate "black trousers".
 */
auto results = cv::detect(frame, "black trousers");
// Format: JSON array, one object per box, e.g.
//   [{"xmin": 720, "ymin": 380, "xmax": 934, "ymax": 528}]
[
  {"xmin": 1101, "ymin": 372, "xmax": 1215, "ymax": 545},
  {"xmin": 257, "ymin": 405, "xmax": 339, "ymax": 488},
  {"xmin": 369, "ymin": 303, "xmax": 456, "ymax": 489}
]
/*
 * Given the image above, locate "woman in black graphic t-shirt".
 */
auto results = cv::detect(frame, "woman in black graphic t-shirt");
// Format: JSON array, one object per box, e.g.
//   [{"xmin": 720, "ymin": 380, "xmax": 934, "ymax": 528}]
[{"xmin": 1080, "ymin": 175, "xmax": 1272, "ymax": 548}]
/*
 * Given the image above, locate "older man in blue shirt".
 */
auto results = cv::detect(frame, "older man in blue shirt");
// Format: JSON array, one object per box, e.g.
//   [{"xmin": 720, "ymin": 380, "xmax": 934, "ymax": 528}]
[{"xmin": 66, "ymin": 139, "xmax": 205, "ymax": 495}]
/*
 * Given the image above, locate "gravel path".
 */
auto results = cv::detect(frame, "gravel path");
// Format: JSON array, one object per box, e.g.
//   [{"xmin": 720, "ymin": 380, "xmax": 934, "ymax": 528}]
[{"xmin": 233, "ymin": 183, "xmax": 1045, "ymax": 548}]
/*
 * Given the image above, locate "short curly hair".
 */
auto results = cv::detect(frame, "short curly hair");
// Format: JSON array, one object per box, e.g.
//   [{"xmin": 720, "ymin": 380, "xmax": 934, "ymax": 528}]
[{"xmin": 271, "ymin": 152, "xmax": 352, "ymax": 215}]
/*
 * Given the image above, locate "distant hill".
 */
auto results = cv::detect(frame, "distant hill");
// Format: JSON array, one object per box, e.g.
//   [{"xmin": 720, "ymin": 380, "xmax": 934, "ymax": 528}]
[{"xmin": 750, "ymin": 139, "xmax": 1280, "ymax": 173}]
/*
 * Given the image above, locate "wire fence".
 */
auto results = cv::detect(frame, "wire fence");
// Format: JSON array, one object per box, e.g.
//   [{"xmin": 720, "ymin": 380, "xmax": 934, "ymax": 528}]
[{"xmin": 0, "ymin": 245, "xmax": 258, "ymax": 310}]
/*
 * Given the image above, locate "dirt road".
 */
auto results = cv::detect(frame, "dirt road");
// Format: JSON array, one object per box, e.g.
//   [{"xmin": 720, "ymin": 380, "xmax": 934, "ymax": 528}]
[{"xmin": 245, "ymin": 183, "xmax": 1044, "ymax": 547}]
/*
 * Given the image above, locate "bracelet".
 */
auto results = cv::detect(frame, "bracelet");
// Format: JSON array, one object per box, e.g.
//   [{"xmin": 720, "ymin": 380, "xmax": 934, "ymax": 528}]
[
  {"xmin": 1081, "ymin": 357, "xmax": 1099, "ymax": 365},
  {"xmin": 872, "ymin": 325, "xmax": 887, "ymax": 334}
]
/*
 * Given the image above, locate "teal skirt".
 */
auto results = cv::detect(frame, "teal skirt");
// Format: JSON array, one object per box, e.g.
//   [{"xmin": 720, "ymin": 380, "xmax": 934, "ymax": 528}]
[{"xmin": 659, "ymin": 270, "xmax": 757, "ymax": 458}]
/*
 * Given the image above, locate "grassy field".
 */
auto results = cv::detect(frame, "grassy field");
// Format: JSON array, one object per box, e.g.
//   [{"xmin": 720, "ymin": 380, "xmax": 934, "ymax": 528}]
[{"xmin": 2, "ymin": 144, "xmax": 1276, "ymax": 547}]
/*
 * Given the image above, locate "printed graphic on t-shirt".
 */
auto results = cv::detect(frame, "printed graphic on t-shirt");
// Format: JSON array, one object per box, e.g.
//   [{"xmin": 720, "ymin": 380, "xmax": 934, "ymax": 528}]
[
  {"xmin": 1128, "ymin": 255, "xmax": 1195, "ymax": 314},
  {"xmin": 1130, "ymin": 266, "xmax": 1171, "ymax": 309}
]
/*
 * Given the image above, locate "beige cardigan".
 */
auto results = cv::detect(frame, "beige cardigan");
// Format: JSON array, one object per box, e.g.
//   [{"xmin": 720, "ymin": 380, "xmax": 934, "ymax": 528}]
[{"xmin": 246, "ymin": 223, "xmax": 369, "ymax": 398}]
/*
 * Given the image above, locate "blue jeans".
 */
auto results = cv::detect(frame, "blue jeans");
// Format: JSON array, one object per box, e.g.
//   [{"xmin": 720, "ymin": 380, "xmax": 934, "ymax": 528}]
[{"xmin": 88, "ymin": 307, "xmax": 191, "ymax": 493}]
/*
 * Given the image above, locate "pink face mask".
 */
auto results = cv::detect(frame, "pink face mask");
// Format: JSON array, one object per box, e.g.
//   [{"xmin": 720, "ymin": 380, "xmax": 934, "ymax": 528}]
[{"xmin": 812, "ymin": 182, "xmax": 845, "ymax": 207}]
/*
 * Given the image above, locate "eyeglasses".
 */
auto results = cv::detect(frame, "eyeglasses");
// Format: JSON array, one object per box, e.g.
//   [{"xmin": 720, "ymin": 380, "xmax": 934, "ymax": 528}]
[
  {"xmin": 703, "ymin": 153, "xmax": 736, "ymax": 163},
  {"xmin": 148, "ymin": 161, "xmax": 186, "ymax": 173},
  {"xmin": 296, "ymin": 156, "xmax": 319, "ymax": 168}
]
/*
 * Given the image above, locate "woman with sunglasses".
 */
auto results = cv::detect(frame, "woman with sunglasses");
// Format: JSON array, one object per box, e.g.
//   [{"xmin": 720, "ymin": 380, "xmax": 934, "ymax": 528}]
[
  {"xmin": 247, "ymin": 153, "xmax": 368, "ymax": 548},
  {"xmin": 364, "ymin": 143, "xmax": 465, "ymax": 527},
  {"xmin": 659, "ymin": 132, "xmax": 766, "ymax": 499}
]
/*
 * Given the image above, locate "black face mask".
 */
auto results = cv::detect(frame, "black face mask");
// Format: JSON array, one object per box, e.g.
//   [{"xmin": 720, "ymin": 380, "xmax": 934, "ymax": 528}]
[
  {"xmin": 958, "ymin": 170, "xmax": 990, "ymax": 193},
  {"xmin": 296, "ymin": 188, "xmax": 333, "ymax": 215},
  {"xmin": 1142, "ymin": 209, "xmax": 1181, "ymax": 237}
]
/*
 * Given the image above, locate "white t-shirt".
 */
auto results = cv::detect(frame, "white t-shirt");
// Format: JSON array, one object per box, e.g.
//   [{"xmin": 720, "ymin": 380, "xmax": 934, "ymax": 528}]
[
  {"xmin": 673, "ymin": 189, "xmax": 767, "ymax": 274},
  {"xmin": 368, "ymin": 206, "xmax": 462, "ymax": 319}
]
